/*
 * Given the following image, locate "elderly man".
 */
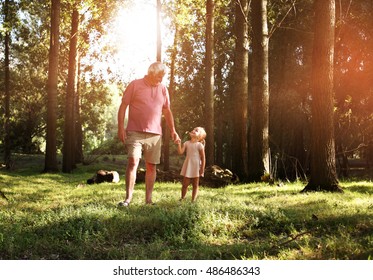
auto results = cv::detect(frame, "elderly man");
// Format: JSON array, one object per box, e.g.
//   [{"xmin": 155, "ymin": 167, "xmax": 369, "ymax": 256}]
[{"xmin": 117, "ymin": 62, "xmax": 180, "ymax": 206}]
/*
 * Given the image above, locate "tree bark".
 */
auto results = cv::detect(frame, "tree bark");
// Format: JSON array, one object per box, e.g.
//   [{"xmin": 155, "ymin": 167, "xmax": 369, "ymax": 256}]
[
  {"xmin": 302, "ymin": 0, "xmax": 342, "ymax": 192},
  {"xmin": 63, "ymin": 8, "xmax": 79, "ymax": 173},
  {"xmin": 248, "ymin": 0, "xmax": 270, "ymax": 182},
  {"xmin": 44, "ymin": 0, "xmax": 60, "ymax": 172},
  {"xmin": 74, "ymin": 58, "xmax": 83, "ymax": 164},
  {"xmin": 157, "ymin": 0, "xmax": 170, "ymax": 170},
  {"xmin": 164, "ymin": 25, "xmax": 179, "ymax": 171},
  {"xmin": 204, "ymin": 0, "xmax": 215, "ymax": 166},
  {"xmin": 232, "ymin": 0, "xmax": 249, "ymax": 179},
  {"xmin": 156, "ymin": 0, "xmax": 162, "ymax": 62},
  {"xmin": 3, "ymin": 0, "xmax": 11, "ymax": 169}
]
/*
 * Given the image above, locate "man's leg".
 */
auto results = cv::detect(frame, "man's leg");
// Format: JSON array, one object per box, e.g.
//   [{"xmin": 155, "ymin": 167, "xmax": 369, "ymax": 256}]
[
  {"xmin": 143, "ymin": 133, "xmax": 161, "ymax": 204},
  {"xmin": 124, "ymin": 156, "xmax": 140, "ymax": 204},
  {"xmin": 145, "ymin": 161, "xmax": 157, "ymax": 204}
]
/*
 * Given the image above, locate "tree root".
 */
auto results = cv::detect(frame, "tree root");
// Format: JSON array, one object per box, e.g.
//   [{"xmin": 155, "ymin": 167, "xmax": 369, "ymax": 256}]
[{"xmin": 301, "ymin": 183, "xmax": 344, "ymax": 193}]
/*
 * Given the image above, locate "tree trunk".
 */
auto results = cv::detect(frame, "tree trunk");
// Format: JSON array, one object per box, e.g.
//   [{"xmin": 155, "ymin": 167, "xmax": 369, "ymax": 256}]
[
  {"xmin": 44, "ymin": 0, "xmax": 60, "ymax": 172},
  {"xmin": 63, "ymin": 8, "xmax": 79, "ymax": 173},
  {"xmin": 3, "ymin": 0, "xmax": 11, "ymax": 169},
  {"xmin": 302, "ymin": 0, "xmax": 342, "ymax": 192},
  {"xmin": 248, "ymin": 0, "xmax": 270, "ymax": 182},
  {"xmin": 157, "ymin": 0, "xmax": 170, "ymax": 170},
  {"xmin": 164, "ymin": 25, "xmax": 179, "ymax": 171},
  {"xmin": 204, "ymin": 0, "xmax": 215, "ymax": 166},
  {"xmin": 156, "ymin": 0, "xmax": 162, "ymax": 62},
  {"xmin": 215, "ymin": 57, "xmax": 225, "ymax": 167},
  {"xmin": 232, "ymin": 0, "xmax": 249, "ymax": 179},
  {"xmin": 74, "ymin": 58, "xmax": 83, "ymax": 164}
]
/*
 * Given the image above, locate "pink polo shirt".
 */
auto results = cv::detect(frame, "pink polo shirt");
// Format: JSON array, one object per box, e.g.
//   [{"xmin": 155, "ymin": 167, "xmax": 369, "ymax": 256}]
[{"xmin": 122, "ymin": 77, "xmax": 170, "ymax": 135}]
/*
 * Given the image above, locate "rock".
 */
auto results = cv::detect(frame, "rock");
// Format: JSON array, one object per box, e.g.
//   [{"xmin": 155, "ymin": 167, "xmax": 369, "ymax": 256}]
[
  {"xmin": 136, "ymin": 165, "xmax": 238, "ymax": 188},
  {"xmin": 87, "ymin": 170, "xmax": 120, "ymax": 184},
  {"xmin": 201, "ymin": 165, "xmax": 239, "ymax": 188}
]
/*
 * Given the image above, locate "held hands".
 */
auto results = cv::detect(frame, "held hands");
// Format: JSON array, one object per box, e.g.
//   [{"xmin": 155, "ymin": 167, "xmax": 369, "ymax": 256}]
[{"xmin": 172, "ymin": 131, "xmax": 181, "ymax": 144}]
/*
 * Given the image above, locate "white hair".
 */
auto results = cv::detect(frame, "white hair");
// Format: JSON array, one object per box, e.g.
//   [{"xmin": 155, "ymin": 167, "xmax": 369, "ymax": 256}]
[{"xmin": 148, "ymin": 62, "xmax": 166, "ymax": 75}]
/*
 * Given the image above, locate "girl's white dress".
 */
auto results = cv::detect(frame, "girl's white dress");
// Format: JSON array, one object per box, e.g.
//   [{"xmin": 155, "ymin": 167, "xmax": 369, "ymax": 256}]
[{"xmin": 180, "ymin": 141, "xmax": 204, "ymax": 178}]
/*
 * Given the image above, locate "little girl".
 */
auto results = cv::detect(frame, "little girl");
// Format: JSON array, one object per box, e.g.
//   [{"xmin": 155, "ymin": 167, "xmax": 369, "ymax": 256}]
[{"xmin": 177, "ymin": 127, "xmax": 206, "ymax": 202}]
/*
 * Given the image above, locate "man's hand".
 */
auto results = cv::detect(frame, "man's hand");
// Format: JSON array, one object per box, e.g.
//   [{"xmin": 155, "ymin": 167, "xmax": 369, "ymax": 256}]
[
  {"xmin": 118, "ymin": 127, "xmax": 127, "ymax": 144},
  {"xmin": 172, "ymin": 131, "xmax": 181, "ymax": 144}
]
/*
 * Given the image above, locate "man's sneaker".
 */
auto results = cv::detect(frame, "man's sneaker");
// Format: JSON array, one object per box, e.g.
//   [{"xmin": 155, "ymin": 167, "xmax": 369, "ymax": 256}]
[{"xmin": 118, "ymin": 201, "xmax": 130, "ymax": 207}]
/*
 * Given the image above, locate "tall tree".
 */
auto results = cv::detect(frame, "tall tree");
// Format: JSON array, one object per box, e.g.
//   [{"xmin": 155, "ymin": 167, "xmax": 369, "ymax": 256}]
[
  {"xmin": 248, "ymin": 0, "xmax": 270, "ymax": 181},
  {"xmin": 157, "ymin": 0, "xmax": 172, "ymax": 171},
  {"xmin": 157, "ymin": 0, "xmax": 170, "ymax": 170},
  {"xmin": 302, "ymin": 0, "xmax": 342, "ymax": 192},
  {"xmin": 163, "ymin": 24, "xmax": 179, "ymax": 172},
  {"xmin": 3, "ymin": 0, "xmax": 12, "ymax": 169},
  {"xmin": 204, "ymin": 0, "xmax": 215, "ymax": 166},
  {"xmin": 267, "ymin": 1, "xmax": 314, "ymax": 181},
  {"xmin": 74, "ymin": 57, "xmax": 83, "ymax": 164},
  {"xmin": 232, "ymin": 0, "xmax": 249, "ymax": 179},
  {"xmin": 44, "ymin": 0, "xmax": 60, "ymax": 172},
  {"xmin": 213, "ymin": 0, "xmax": 235, "ymax": 168},
  {"xmin": 156, "ymin": 0, "xmax": 162, "ymax": 61},
  {"xmin": 62, "ymin": 7, "xmax": 79, "ymax": 173}
]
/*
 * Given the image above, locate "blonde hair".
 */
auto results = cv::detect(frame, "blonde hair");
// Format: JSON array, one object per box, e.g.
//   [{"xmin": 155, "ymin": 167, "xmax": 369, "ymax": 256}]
[{"xmin": 196, "ymin": 127, "xmax": 206, "ymax": 145}]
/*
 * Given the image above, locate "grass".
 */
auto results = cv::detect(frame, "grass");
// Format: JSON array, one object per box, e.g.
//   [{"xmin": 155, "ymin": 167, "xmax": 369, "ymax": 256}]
[{"xmin": 0, "ymin": 154, "xmax": 372, "ymax": 260}]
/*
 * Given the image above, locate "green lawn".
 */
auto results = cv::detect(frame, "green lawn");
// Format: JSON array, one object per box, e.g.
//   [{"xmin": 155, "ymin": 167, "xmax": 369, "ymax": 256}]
[{"xmin": 0, "ymin": 155, "xmax": 372, "ymax": 260}]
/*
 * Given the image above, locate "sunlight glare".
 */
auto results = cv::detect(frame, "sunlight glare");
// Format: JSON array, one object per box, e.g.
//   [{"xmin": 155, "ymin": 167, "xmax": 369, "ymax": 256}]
[
  {"xmin": 111, "ymin": 2, "xmax": 159, "ymax": 82},
  {"xmin": 83, "ymin": 1, "xmax": 172, "ymax": 89}
]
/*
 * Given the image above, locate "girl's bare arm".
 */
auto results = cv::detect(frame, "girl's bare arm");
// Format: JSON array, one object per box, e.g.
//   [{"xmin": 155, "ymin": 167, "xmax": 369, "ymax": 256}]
[
  {"xmin": 199, "ymin": 145, "xmax": 206, "ymax": 176},
  {"xmin": 177, "ymin": 142, "xmax": 186, "ymax": 154}
]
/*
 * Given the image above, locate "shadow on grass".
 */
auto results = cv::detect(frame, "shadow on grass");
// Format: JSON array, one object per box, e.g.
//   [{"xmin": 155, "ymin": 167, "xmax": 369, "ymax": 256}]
[
  {"xmin": 1, "ymin": 158, "xmax": 372, "ymax": 260},
  {"xmin": 1, "ymin": 197, "xmax": 372, "ymax": 260},
  {"xmin": 0, "ymin": 202, "xmax": 264, "ymax": 260},
  {"xmin": 344, "ymin": 183, "xmax": 373, "ymax": 195}
]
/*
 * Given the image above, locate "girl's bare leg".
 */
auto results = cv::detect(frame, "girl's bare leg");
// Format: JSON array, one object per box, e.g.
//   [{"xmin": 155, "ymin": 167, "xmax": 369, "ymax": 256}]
[
  {"xmin": 191, "ymin": 177, "xmax": 199, "ymax": 202},
  {"xmin": 181, "ymin": 177, "xmax": 190, "ymax": 200}
]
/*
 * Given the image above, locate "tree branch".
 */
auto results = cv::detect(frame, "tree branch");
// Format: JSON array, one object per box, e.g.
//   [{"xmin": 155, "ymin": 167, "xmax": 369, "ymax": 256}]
[
  {"xmin": 268, "ymin": 0, "xmax": 297, "ymax": 39},
  {"xmin": 273, "ymin": 230, "xmax": 313, "ymax": 248}
]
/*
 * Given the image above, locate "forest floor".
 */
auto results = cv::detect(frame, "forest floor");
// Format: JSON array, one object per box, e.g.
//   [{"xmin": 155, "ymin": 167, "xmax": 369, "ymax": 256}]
[{"xmin": 0, "ymin": 154, "xmax": 372, "ymax": 260}]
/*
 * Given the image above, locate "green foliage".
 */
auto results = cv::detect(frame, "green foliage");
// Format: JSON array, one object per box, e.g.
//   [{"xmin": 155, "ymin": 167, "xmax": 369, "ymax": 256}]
[
  {"xmin": 89, "ymin": 137, "xmax": 124, "ymax": 156},
  {"xmin": 163, "ymin": 0, "xmax": 236, "ymax": 143},
  {"xmin": 0, "ymin": 155, "xmax": 372, "ymax": 259},
  {"xmin": 0, "ymin": 0, "xmax": 124, "ymax": 155}
]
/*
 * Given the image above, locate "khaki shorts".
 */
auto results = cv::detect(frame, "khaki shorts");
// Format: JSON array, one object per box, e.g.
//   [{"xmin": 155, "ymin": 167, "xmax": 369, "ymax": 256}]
[{"xmin": 125, "ymin": 131, "xmax": 162, "ymax": 164}]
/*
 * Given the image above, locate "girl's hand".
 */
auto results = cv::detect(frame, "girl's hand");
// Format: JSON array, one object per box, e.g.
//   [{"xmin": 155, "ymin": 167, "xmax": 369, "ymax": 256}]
[{"xmin": 200, "ymin": 168, "xmax": 204, "ymax": 177}]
